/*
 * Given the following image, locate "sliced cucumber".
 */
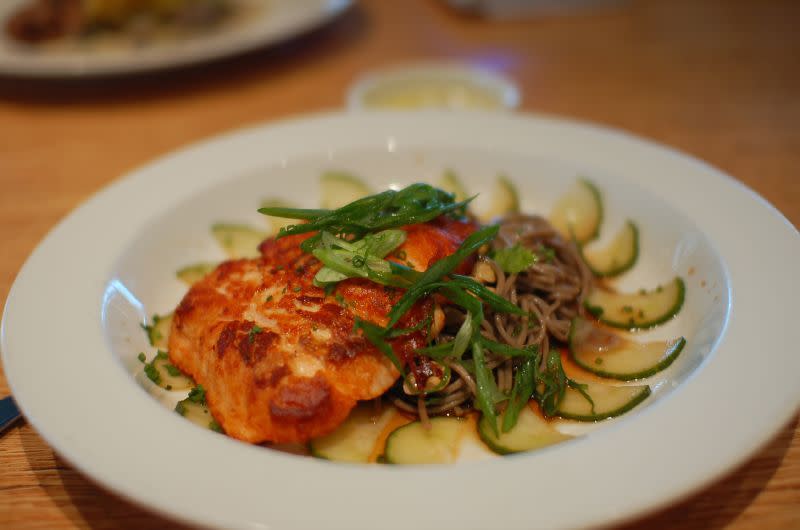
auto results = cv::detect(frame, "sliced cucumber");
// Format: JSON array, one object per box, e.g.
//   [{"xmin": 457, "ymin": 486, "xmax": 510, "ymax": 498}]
[
  {"xmin": 211, "ymin": 223, "xmax": 266, "ymax": 259},
  {"xmin": 175, "ymin": 388, "xmax": 221, "ymax": 432},
  {"xmin": 260, "ymin": 198, "xmax": 299, "ymax": 236},
  {"xmin": 320, "ymin": 171, "xmax": 371, "ymax": 209},
  {"xmin": 438, "ymin": 169, "xmax": 469, "ymax": 202},
  {"xmin": 310, "ymin": 404, "xmax": 396, "ymax": 463},
  {"xmin": 582, "ymin": 220, "xmax": 639, "ymax": 277},
  {"xmin": 142, "ymin": 312, "xmax": 172, "ymax": 350},
  {"xmin": 556, "ymin": 382, "xmax": 650, "ymax": 421},
  {"xmin": 569, "ymin": 317, "xmax": 685, "ymax": 380},
  {"xmin": 479, "ymin": 406, "xmax": 571, "ymax": 455},
  {"xmin": 176, "ymin": 262, "xmax": 216, "ymax": 286},
  {"xmin": 144, "ymin": 351, "xmax": 193, "ymax": 391},
  {"xmin": 585, "ymin": 277, "xmax": 685, "ymax": 330},
  {"xmin": 550, "ymin": 179, "xmax": 603, "ymax": 244},
  {"xmin": 383, "ymin": 417, "xmax": 466, "ymax": 464},
  {"xmin": 481, "ymin": 175, "xmax": 520, "ymax": 221}
]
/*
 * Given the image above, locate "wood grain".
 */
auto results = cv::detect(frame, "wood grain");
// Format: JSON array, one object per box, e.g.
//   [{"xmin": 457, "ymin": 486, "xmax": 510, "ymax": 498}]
[{"xmin": 0, "ymin": 0, "xmax": 798, "ymax": 528}]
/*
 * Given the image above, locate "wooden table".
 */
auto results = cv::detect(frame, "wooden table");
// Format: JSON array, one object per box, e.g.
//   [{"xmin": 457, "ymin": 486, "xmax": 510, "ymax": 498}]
[{"xmin": 1, "ymin": 0, "xmax": 798, "ymax": 528}]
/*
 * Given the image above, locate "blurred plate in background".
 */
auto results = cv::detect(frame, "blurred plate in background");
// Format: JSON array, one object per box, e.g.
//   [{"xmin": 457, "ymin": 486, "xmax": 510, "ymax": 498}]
[{"xmin": 0, "ymin": 0, "xmax": 352, "ymax": 77}]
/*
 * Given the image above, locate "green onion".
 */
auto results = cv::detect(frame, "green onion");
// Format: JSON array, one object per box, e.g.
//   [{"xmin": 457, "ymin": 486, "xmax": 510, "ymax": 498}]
[
  {"xmin": 353, "ymin": 318, "xmax": 404, "ymax": 375},
  {"xmin": 450, "ymin": 315, "xmax": 473, "ymax": 359},
  {"xmin": 386, "ymin": 225, "xmax": 498, "ymax": 329},
  {"xmin": 449, "ymin": 275, "xmax": 525, "ymax": 315},
  {"xmin": 535, "ymin": 349, "xmax": 568, "ymax": 417},
  {"xmin": 479, "ymin": 337, "xmax": 538, "ymax": 358},
  {"xmin": 473, "ymin": 341, "xmax": 499, "ymax": 437},
  {"xmin": 259, "ymin": 184, "xmax": 472, "ymax": 240},
  {"xmin": 502, "ymin": 356, "xmax": 536, "ymax": 433}
]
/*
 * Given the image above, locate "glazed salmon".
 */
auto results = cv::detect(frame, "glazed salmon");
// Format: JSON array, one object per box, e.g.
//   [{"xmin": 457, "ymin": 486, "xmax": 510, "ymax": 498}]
[{"xmin": 168, "ymin": 217, "xmax": 475, "ymax": 444}]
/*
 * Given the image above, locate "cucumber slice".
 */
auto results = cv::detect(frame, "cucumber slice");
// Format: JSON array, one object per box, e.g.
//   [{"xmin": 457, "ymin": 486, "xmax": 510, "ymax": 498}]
[
  {"xmin": 260, "ymin": 198, "xmax": 299, "ymax": 236},
  {"xmin": 383, "ymin": 417, "xmax": 466, "ymax": 464},
  {"xmin": 320, "ymin": 171, "xmax": 371, "ymax": 209},
  {"xmin": 582, "ymin": 221, "xmax": 639, "ymax": 277},
  {"xmin": 550, "ymin": 179, "xmax": 603, "ymax": 244},
  {"xmin": 438, "ymin": 169, "xmax": 469, "ymax": 202},
  {"xmin": 144, "ymin": 351, "xmax": 193, "ymax": 391},
  {"xmin": 556, "ymin": 382, "xmax": 650, "ymax": 421},
  {"xmin": 142, "ymin": 312, "xmax": 172, "ymax": 349},
  {"xmin": 585, "ymin": 277, "xmax": 685, "ymax": 330},
  {"xmin": 310, "ymin": 404, "xmax": 396, "ymax": 463},
  {"xmin": 478, "ymin": 406, "xmax": 571, "ymax": 455},
  {"xmin": 481, "ymin": 175, "xmax": 520, "ymax": 221},
  {"xmin": 176, "ymin": 262, "xmax": 216, "ymax": 286},
  {"xmin": 569, "ymin": 317, "xmax": 686, "ymax": 380},
  {"xmin": 211, "ymin": 223, "xmax": 266, "ymax": 259},
  {"xmin": 175, "ymin": 392, "xmax": 221, "ymax": 432}
]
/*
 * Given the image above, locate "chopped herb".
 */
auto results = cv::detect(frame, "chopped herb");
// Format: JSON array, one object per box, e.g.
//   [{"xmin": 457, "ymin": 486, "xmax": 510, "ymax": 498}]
[
  {"xmin": 174, "ymin": 401, "xmax": 186, "ymax": 416},
  {"xmin": 144, "ymin": 362, "xmax": 160, "ymax": 385},
  {"xmin": 621, "ymin": 305, "xmax": 634, "ymax": 313},
  {"xmin": 266, "ymin": 295, "xmax": 273, "ymax": 302},
  {"xmin": 335, "ymin": 293, "xmax": 346, "ymax": 306},
  {"xmin": 248, "ymin": 325, "xmax": 263, "ymax": 343},
  {"xmin": 187, "ymin": 385, "xmax": 206, "ymax": 404},
  {"xmin": 165, "ymin": 363, "xmax": 182, "ymax": 377},
  {"xmin": 595, "ymin": 357, "xmax": 603, "ymax": 365},
  {"xmin": 137, "ymin": 352, "xmax": 146, "ymax": 363},
  {"xmin": 276, "ymin": 265, "xmax": 284, "ymax": 271},
  {"xmin": 293, "ymin": 286, "xmax": 302, "ymax": 292},
  {"xmin": 209, "ymin": 420, "xmax": 224, "ymax": 433},
  {"xmin": 492, "ymin": 244, "xmax": 536, "ymax": 273}
]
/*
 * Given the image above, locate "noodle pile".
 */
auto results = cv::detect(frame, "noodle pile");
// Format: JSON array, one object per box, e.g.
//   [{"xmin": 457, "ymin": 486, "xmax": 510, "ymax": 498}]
[{"xmin": 391, "ymin": 214, "xmax": 594, "ymax": 420}]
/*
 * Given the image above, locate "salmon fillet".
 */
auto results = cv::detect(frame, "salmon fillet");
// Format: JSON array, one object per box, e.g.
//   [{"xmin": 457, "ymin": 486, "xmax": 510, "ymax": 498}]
[{"xmin": 168, "ymin": 217, "xmax": 475, "ymax": 444}]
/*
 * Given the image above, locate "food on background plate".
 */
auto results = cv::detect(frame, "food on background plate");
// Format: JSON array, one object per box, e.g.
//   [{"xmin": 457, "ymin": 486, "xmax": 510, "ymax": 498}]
[
  {"xmin": 139, "ymin": 174, "xmax": 687, "ymax": 463},
  {"xmin": 6, "ymin": 0, "xmax": 237, "ymax": 45}
]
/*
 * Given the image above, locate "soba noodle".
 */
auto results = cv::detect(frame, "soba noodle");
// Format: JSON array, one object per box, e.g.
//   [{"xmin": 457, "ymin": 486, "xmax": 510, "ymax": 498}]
[{"xmin": 391, "ymin": 214, "xmax": 594, "ymax": 420}]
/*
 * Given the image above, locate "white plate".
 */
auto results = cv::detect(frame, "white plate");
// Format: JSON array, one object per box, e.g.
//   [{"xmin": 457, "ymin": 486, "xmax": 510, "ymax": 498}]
[
  {"xmin": 0, "ymin": 0, "xmax": 351, "ymax": 77},
  {"xmin": 3, "ymin": 111, "xmax": 799, "ymax": 530}
]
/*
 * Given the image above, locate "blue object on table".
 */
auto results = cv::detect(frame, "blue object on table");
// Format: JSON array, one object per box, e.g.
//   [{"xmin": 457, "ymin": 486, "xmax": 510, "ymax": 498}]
[{"xmin": 0, "ymin": 396, "xmax": 22, "ymax": 435}]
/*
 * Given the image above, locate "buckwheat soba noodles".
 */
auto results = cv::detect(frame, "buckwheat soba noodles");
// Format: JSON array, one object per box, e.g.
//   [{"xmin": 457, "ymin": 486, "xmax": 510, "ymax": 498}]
[{"xmin": 390, "ymin": 214, "xmax": 594, "ymax": 422}]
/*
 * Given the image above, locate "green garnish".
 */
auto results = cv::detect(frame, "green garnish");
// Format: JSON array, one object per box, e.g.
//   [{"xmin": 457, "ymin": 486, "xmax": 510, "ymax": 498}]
[
  {"xmin": 137, "ymin": 352, "xmax": 146, "ymax": 363},
  {"xmin": 144, "ymin": 361, "xmax": 160, "ymax": 385},
  {"xmin": 165, "ymin": 363, "xmax": 182, "ymax": 377},
  {"xmin": 259, "ymin": 183, "xmax": 473, "ymax": 249},
  {"xmin": 473, "ymin": 342, "xmax": 500, "ymax": 437},
  {"xmin": 209, "ymin": 420, "xmax": 224, "ymax": 433},
  {"xmin": 502, "ymin": 356, "xmax": 536, "ymax": 433},
  {"xmin": 492, "ymin": 244, "xmax": 536, "ymax": 273},
  {"xmin": 188, "ymin": 385, "xmax": 207, "ymax": 404},
  {"xmin": 248, "ymin": 325, "xmax": 263, "ymax": 343},
  {"xmin": 311, "ymin": 229, "xmax": 407, "ymax": 287}
]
